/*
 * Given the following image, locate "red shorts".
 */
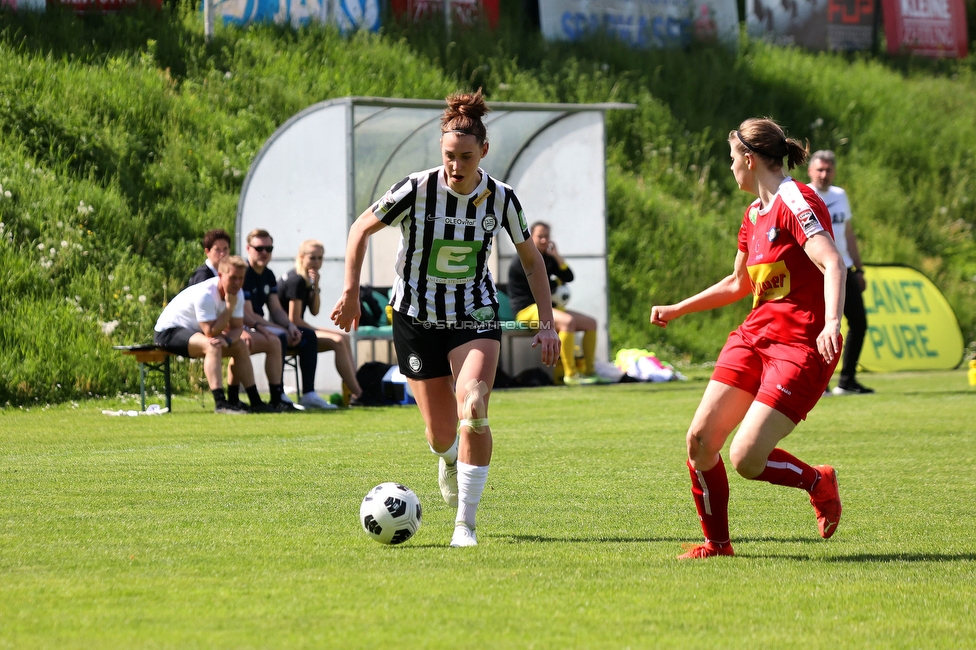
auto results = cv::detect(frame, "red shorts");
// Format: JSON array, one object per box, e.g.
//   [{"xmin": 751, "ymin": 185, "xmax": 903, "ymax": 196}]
[{"xmin": 711, "ymin": 328, "xmax": 840, "ymax": 424}]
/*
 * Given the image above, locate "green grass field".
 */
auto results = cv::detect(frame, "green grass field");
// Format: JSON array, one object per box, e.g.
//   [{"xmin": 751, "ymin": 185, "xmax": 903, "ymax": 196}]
[{"xmin": 2, "ymin": 370, "xmax": 974, "ymax": 648}]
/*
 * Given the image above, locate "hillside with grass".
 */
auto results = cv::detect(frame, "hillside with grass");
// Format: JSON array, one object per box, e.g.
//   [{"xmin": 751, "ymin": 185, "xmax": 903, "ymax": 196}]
[{"xmin": 1, "ymin": 3, "xmax": 974, "ymax": 405}]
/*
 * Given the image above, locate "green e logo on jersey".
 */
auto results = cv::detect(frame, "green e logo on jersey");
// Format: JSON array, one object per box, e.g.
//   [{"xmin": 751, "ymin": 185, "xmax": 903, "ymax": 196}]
[{"xmin": 428, "ymin": 240, "xmax": 484, "ymax": 280}]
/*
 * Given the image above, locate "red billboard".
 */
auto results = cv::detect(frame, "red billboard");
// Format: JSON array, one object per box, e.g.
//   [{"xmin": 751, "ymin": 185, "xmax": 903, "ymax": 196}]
[
  {"xmin": 391, "ymin": 0, "xmax": 500, "ymax": 29},
  {"xmin": 882, "ymin": 0, "xmax": 969, "ymax": 57}
]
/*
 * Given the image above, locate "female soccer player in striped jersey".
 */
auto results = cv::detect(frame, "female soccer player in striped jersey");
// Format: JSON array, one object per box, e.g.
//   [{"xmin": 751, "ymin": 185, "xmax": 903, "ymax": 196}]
[
  {"xmin": 650, "ymin": 118, "xmax": 847, "ymax": 559},
  {"xmin": 331, "ymin": 90, "xmax": 560, "ymax": 547}
]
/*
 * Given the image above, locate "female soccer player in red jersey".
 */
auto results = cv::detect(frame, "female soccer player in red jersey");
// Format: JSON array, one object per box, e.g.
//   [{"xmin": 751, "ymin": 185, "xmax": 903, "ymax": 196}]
[{"xmin": 650, "ymin": 118, "xmax": 847, "ymax": 559}]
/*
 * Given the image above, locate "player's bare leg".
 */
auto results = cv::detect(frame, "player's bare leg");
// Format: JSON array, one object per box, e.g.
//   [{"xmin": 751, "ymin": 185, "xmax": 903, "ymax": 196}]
[{"xmin": 447, "ymin": 339, "xmax": 499, "ymax": 547}]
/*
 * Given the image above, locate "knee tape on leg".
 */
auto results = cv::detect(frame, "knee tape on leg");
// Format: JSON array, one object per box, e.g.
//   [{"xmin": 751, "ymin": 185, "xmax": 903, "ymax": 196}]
[{"xmin": 460, "ymin": 379, "xmax": 490, "ymax": 434}]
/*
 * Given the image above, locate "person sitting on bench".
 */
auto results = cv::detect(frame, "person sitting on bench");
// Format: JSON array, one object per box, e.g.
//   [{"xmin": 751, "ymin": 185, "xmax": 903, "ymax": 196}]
[{"xmin": 153, "ymin": 255, "xmax": 272, "ymax": 414}]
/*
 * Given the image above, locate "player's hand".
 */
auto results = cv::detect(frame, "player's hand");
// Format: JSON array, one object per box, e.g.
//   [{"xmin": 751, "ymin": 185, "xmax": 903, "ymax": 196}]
[
  {"xmin": 225, "ymin": 292, "xmax": 238, "ymax": 310},
  {"xmin": 649, "ymin": 305, "xmax": 678, "ymax": 328},
  {"xmin": 531, "ymin": 328, "xmax": 561, "ymax": 367},
  {"xmin": 330, "ymin": 291, "xmax": 361, "ymax": 332},
  {"xmin": 855, "ymin": 272, "xmax": 867, "ymax": 293},
  {"xmin": 817, "ymin": 318, "xmax": 842, "ymax": 364},
  {"xmin": 308, "ymin": 268, "xmax": 319, "ymax": 285}
]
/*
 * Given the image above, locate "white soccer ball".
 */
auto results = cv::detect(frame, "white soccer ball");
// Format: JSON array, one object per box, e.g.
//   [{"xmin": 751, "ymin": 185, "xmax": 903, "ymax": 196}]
[
  {"xmin": 551, "ymin": 284, "xmax": 571, "ymax": 309},
  {"xmin": 360, "ymin": 482, "xmax": 422, "ymax": 545}
]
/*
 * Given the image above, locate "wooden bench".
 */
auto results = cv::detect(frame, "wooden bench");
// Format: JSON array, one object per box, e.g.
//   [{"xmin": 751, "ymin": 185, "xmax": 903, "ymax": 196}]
[
  {"xmin": 116, "ymin": 344, "xmax": 304, "ymax": 411},
  {"xmin": 113, "ymin": 345, "xmax": 174, "ymax": 412}
]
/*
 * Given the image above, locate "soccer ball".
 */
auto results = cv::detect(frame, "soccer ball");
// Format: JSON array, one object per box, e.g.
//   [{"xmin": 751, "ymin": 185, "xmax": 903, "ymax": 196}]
[
  {"xmin": 360, "ymin": 482, "xmax": 422, "ymax": 545},
  {"xmin": 551, "ymin": 284, "xmax": 571, "ymax": 309}
]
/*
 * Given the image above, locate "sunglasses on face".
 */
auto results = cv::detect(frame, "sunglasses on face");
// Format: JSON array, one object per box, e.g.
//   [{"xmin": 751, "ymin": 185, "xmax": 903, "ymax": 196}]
[{"xmin": 251, "ymin": 245, "xmax": 274, "ymax": 253}]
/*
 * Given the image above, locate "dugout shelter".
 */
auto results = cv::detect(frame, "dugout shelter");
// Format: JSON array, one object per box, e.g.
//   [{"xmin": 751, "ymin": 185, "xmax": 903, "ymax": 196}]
[{"xmin": 237, "ymin": 96, "xmax": 633, "ymax": 392}]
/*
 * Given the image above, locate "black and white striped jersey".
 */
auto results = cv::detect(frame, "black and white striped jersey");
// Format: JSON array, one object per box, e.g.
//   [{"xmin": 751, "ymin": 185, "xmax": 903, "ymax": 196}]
[{"xmin": 372, "ymin": 166, "xmax": 530, "ymax": 323}]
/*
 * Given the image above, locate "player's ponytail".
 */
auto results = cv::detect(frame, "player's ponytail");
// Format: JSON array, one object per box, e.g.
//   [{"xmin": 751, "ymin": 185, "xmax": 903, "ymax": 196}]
[
  {"xmin": 441, "ymin": 89, "xmax": 489, "ymax": 144},
  {"xmin": 730, "ymin": 118, "xmax": 809, "ymax": 170}
]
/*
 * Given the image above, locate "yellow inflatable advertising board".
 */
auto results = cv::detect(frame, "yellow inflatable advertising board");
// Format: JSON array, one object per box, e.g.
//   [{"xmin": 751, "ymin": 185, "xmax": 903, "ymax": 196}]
[{"xmin": 851, "ymin": 265, "xmax": 964, "ymax": 372}]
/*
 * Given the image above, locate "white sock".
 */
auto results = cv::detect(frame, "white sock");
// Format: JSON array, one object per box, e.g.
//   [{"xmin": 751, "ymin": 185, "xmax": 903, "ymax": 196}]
[
  {"xmin": 455, "ymin": 461, "xmax": 489, "ymax": 530},
  {"xmin": 429, "ymin": 436, "xmax": 458, "ymax": 465}
]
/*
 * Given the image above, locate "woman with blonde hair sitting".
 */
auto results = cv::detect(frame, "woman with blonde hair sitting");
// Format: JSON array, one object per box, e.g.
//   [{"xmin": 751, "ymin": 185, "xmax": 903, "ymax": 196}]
[{"xmin": 278, "ymin": 239, "xmax": 364, "ymax": 404}]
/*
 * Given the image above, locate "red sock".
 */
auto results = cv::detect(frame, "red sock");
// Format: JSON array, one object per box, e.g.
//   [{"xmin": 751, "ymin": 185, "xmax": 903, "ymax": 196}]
[
  {"xmin": 752, "ymin": 448, "xmax": 819, "ymax": 491},
  {"xmin": 687, "ymin": 457, "xmax": 731, "ymax": 546}
]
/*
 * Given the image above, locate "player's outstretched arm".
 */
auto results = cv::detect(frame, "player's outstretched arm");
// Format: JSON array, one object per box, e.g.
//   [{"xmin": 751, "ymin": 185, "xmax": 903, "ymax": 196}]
[
  {"xmin": 331, "ymin": 209, "xmax": 386, "ymax": 332},
  {"xmin": 650, "ymin": 250, "xmax": 751, "ymax": 328}
]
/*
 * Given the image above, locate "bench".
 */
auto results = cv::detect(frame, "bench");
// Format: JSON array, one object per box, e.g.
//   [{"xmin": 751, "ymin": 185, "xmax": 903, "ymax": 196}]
[
  {"xmin": 116, "ymin": 344, "xmax": 305, "ymax": 411},
  {"xmin": 496, "ymin": 290, "xmax": 538, "ymax": 376},
  {"xmin": 113, "ymin": 345, "xmax": 174, "ymax": 412},
  {"xmin": 354, "ymin": 289, "xmax": 395, "ymax": 364}
]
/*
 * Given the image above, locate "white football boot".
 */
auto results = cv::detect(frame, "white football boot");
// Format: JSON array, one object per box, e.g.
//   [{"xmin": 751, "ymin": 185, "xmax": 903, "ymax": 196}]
[{"xmin": 450, "ymin": 523, "xmax": 478, "ymax": 547}]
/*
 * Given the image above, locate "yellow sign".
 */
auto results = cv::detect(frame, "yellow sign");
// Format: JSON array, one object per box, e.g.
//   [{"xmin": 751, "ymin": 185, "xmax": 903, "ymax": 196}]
[{"xmin": 851, "ymin": 265, "xmax": 964, "ymax": 372}]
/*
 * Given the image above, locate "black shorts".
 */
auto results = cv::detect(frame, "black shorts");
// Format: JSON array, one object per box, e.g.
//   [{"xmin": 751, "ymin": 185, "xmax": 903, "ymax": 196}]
[
  {"xmin": 154, "ymin": 327, "xmax": 196, "ymax": 358},
  {"xmin": 392, "ymin": 311, "xmax": 502, "ymax": 380}
]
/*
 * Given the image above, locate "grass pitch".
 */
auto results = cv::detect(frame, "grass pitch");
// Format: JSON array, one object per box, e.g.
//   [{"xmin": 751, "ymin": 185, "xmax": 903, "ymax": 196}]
[{"xmin": 2, "ymin": 370, "xmax": 974, "ymax": 648}]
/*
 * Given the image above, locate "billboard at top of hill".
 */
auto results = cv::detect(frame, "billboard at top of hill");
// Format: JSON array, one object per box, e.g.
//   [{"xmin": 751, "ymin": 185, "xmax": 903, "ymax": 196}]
[
  {"xmin": 390, "ymin": 0, "xmax": 500, "ymax": 29},
  {"xmin": 881, "ymin": 0, "xmax": 968, "ymax": 57},
  {"xmin": 540, "ymin": 0, "xmax": 739, "ymax": 48},
  {"xmin": 854, "ymin": 265, "xmax": 964, "ymax": 372},
  {"xmin": 747, "ymin": 0, "xmax": 879, "ymax": 51},
  {"xmin": 211, "ymin": 0, "xmax": 380, "ymax": 31}
]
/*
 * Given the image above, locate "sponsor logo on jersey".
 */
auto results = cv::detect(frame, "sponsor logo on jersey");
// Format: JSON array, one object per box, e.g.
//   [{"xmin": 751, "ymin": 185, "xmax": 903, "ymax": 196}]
[
  {"xmin": 427, "ymin": 239, "xmax": 485, "ymax": 282},
  {"xmin": 408, "ymin": 354, "xmax": 423, "ymax": 373},
  {"xmin": 472, "ymin": 188, "xmax": 492, "ymax": 207},
  {"xmin": 748, "ymin": 260, "xmax": 791, "ymax": 307},
  {"xmin": 749, "ymin": 207, "xmax": 759, "ymax": 225},
  {"xmin": 767, "ymin": 227, "xmax": 779, "ymax": 242},
  {"xmin": 444, "ymin": 217, "xmax": 474, "ymax": 226},
  {"xmin": 517, "ymin": 210, "xmax": 528, "ymax": 232},
  {"xmin": 425, "ymin": 212, "xmax": 436, "ymax": 222},
  {"xmin": 481, "ymin": 214, "xmax": 497, "ymax": 232}
]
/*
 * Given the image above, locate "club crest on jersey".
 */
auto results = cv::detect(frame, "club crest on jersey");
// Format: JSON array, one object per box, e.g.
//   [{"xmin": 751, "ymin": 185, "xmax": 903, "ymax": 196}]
[
  {"xmin": 472, "ymin": 188, "xmax": 492, "ymax": 207},
  {"xmin": 469, "ymin": 306, "xmax": 495, "ymax": 323},
  {"xmin": 263, "ymin": 284, "xmax": 271, "ymax": 295},
  {"xmin": 408, "ymin": 354, "xmax": 423, "ymax": 373},
  {"xmin": 481, "ymin": 214, "xmax": 497, "ymax": 232},
  {"xmin": 767, "ymin": 227, "xmax": 779, "ymax": 242},
  {"xmin": 749, "ymin": 207, "xmax": 759, "ymax": 225},
  {"xmin": 377, "ymin": 193, "xmax": 396, "ymax": 213}
]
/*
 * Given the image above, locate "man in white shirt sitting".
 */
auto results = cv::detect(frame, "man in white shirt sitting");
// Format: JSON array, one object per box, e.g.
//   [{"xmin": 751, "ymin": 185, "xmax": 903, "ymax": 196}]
[{"xmin": 154, "ymin": 255, "xmax": 273, "ymax": 414}]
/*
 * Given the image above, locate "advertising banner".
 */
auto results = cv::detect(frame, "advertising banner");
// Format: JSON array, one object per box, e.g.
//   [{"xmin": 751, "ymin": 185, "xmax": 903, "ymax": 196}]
[
  {"xmin": 827, "ymin": 0, "xmax": 877, "ymax": 50},
  {"xmin": 854, "ymin": 265, "xmax": 964, "ymax": 372},
  {"xmin": 212, "ymin": 0, "xmax": 380, "ymax": 31},
  {"xmin": 747, "ymin": 0, "xmax": 828, "ymax": 50},
  {"xmin": 540, "ymin": 0, "xmax": 739, "ymax": 48},
  {"xmin": 390, "ymin": 0, "xmax": 500, "ymax": 29},
  {"xmin": 1, "ymin": 0, "xmax": 46, "ymax": 9},
  {"xmin": 881, "ymin": 0, "xmax": 968, "ymax": 58}
]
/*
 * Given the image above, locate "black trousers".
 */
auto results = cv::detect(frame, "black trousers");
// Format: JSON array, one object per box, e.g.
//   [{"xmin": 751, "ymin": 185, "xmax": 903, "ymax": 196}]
[
  {"xmin": 275, "ymin": 327, "xmax": 318, "ymax": 392},
  {"xmin": 840, "ymin": 269, "xmax": 868, "ymax": 384}
]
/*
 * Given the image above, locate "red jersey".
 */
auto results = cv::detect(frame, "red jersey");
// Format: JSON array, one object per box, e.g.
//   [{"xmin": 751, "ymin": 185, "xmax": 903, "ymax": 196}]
[{"xmin": 737, "ymin": 178, "xmax": 834, "ymax": 347}]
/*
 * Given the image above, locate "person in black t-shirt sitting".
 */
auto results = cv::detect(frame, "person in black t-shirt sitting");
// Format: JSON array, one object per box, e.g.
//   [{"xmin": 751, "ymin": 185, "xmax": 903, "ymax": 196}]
[
  {"xmin": 279, "ymin": 239, "xmax": 364, "ymax": 404},
  {"xmin": 507, "ymin": 222, "xmax": 599, "ymax": 385},
  {"xmin": 236, "ymin": 229, "xmax": 332, "ymax": 411}
]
